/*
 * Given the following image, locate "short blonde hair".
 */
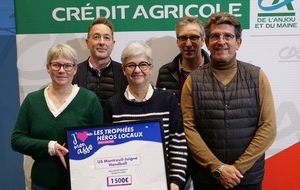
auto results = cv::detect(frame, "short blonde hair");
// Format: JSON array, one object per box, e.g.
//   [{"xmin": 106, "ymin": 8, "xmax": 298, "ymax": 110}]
[{"xmin": 47, "ymin": 43, "xmax": 78, "ymax": 65}]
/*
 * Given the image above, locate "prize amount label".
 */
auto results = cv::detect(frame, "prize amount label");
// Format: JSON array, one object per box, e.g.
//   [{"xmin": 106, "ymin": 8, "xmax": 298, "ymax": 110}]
[{"xmin": 107, "ymin": 175, "xmax": 132, "ymax": 186}]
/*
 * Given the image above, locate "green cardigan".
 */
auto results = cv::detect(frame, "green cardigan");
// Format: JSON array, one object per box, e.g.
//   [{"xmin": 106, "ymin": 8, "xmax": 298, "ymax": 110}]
[{"xmin": 11, "ymin": 87, "xmax": 103, "ymax": 189}]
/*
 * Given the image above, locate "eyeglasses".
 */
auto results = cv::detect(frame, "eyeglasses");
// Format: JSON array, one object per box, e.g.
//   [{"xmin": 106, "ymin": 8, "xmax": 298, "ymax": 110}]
[
  {"xmin": 49, "ymin": 62, "xmax": 75, "ymax": 72},
  {"xmin": 124, "ymin": 61, "xmax": 152, "ymax": 71},
  {"xmin": 208, "ymin": 33, "xmax": 235, "ymax": 42},
  {"xmin": 177, "ymin": 35, "xmax": 201, "ymax": 43}
]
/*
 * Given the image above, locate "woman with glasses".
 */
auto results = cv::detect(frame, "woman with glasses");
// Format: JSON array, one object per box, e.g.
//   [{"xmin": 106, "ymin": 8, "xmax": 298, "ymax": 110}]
[
  {"xmin": 11, "ymin": 43, "xmax": 103, "ymax": 190},
  {"xmin": 104, "ymin": 42, "xmax": 188, "ymax": 190}
]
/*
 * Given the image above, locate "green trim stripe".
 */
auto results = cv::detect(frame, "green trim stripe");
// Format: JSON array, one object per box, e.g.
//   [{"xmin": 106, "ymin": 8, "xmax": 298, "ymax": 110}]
[{"xmin": 258, "ymin": 12, "xmax": 295, "ymax": 17}]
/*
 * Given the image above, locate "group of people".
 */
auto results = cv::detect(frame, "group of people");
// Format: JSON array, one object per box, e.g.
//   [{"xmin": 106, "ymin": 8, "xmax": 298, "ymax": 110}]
[{"xmin": 11, "ymin": 12, "xmax": 277, "ymax": 190}]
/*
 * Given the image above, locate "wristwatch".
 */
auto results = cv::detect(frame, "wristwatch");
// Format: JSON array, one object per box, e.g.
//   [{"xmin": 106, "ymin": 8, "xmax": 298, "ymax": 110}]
[{"xmin": 213, "ymin": 164, "xmax": 225, "ymax": 179}]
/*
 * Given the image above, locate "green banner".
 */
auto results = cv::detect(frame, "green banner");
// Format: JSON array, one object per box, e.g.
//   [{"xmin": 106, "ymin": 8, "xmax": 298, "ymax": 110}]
[{"xmin": 15, "ymin": 0, "xmax": 250, "ymax": 34}]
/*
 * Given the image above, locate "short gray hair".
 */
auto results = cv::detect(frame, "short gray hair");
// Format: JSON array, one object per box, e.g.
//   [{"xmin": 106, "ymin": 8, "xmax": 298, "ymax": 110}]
[
  {"xmin": 176, "ymin": 16, "xmax": 205, "ymax": 38},
  {"xmin": 121, "ymin": 42, "xmax": 153, "ymax": 65}
]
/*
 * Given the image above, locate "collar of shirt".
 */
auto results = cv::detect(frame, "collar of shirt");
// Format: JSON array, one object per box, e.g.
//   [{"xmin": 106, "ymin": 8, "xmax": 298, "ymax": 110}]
[
  {"xmin": 124, "ymin": 84, "xmax": 154, "ymax": 102},
  {"xmin": 178, "ymin": 55, "xmax": 204, "ymax": 76},
  {"xmin": 44, "ymin": 84, "xmax": 80, "ymax": 117},
  {"xmin": 88, "ymin": 58, "xmax": 111, "ymax": 76}
]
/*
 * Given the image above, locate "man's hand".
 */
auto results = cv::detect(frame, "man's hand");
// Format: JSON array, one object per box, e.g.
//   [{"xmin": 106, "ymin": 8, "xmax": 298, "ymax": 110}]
[
  {"xmin": 54, "ymin": 143, "xmax": 69, "ymax": 169},
  {"xmin": 219, "ymin": 164, "xmax": 243, "ymax": 189}
]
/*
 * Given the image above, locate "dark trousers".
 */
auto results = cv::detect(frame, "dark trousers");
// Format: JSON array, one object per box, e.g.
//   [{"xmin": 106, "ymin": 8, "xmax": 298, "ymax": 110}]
[
  {"xmin": 182, "ymin": 150, "xmax": 194, "ymax": 190},
  {"xmin": 32, "ymin": 184, "xmax": 52, "ymax": 190},
  {"xmin": 192, "ymin": 181, "xmax": 262, "ymax": 190}
]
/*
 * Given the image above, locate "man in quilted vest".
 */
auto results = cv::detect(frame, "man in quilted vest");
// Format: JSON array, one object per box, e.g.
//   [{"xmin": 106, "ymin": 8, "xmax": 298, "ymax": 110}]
[{"xmin": 181, "ymin": 12, "xmax": 277, "ymax": 190}]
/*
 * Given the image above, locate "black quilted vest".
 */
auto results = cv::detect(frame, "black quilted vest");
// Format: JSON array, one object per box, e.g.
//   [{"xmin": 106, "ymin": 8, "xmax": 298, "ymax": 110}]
[
  {"xmin": 86, "ymin": 65, "xmax": 116, "ymax": 107},
  {"xmin": 190, "ymin": 61, "xmax": 265, "ymax": 185}
]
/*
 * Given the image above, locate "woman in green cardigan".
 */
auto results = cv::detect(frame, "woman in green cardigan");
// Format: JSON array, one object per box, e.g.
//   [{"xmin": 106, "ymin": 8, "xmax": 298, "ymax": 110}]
[{"xmin": 11, "ymin": 43, "xmax": 103, "ymax": 190}]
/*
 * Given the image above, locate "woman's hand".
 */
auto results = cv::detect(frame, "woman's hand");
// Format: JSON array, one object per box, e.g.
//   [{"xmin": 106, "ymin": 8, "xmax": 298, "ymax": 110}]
[
  {"xmin": 170, "ymin": 183, "xmax": 179, "ymax": 190},
  {"xmin": 54, "ymin": 143, "xmax": 69, "ymax": 168}
]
